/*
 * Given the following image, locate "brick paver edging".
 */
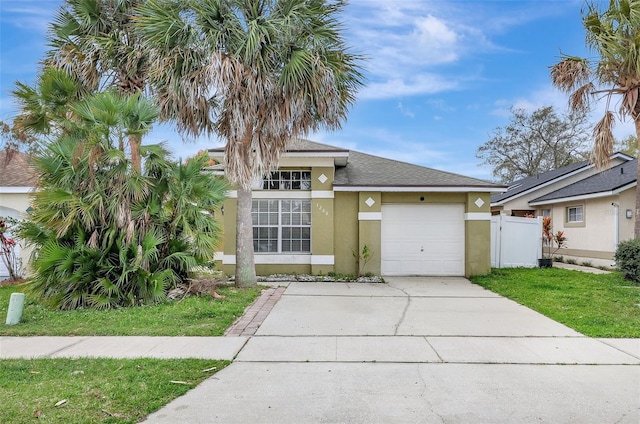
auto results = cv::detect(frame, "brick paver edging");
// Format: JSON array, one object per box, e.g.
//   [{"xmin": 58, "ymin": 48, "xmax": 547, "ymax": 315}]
[{"xmin": 224, "ymin": 287, "xmax": 286, "ymax": 336}]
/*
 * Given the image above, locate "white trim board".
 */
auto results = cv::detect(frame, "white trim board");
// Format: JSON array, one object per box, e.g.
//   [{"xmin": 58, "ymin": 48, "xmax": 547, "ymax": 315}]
[
  {"xmin": 464, "ymin": 212, "xmax": 491, "ymax": 221},
  {"xmin": 334, "ymin": 186, "xmax": 505, "ymax": 193},
  {"xmin": 529, "ymin": 182, "xmax": 637, "ymax": 206},
  {"xmin": 218, "ymin": 254, "xmax": 334, "ymax": 265},
  {"xmin": 358, "ymin": 212, "xmax": 382, "ymax": 221},
  {"xmin": 0, "ymin": 186, "xmax": 33, "ymax": 193}
]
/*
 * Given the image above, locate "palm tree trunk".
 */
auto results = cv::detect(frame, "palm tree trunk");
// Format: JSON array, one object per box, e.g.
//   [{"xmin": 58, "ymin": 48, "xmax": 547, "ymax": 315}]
[
  {"xmin": 130, "ymin": 134, "xmax": 142, "ymax": 172},
  {"xmin": 235, "ymin": 184, "xmax": 257, "ymax": 287},
  {"xmin": 635, "ymin": 118, "xmax": 640, "ymax": 239}
]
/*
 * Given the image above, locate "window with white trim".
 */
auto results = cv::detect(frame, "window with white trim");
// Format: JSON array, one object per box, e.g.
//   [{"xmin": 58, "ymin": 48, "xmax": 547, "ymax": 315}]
[
  {"xmin": 263, "ymin": 170, "xmax": 311, "ymax": 190},
  {"xmin": 541, "ymin": 208, "xmax": 551, "ymax": 217},
  {"xmin": 567, "ymin": 205, "xmax": 583, "ymax": 222},
  {"xmin": 252, "ymin": 199, "xmax": 311, "ymax": 253}
]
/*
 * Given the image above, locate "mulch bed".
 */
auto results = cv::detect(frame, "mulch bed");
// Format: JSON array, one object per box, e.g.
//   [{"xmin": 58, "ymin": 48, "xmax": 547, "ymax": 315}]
[{"xmin": 0, "ymin": 278, "xmax": 27, "ymax": 287}]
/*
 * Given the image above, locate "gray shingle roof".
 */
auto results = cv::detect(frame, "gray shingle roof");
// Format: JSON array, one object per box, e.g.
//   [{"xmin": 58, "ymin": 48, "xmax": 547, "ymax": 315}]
[
  {"xmin": 208, "ymin": 138, "xmax": 349, "ymax": 153},
  {"xmin": 530, "ymin": 159, "xmax": 637, "ymax": 203},
  {"xmin": 491, "ymin": 160, "xmax": 591, "ymax": 203},
  {"xmin": 0, "ymin": 151, "xmax": 37, "ymax": 187},
  {"xmin": 334, "ymin": 150, "xmax": 500, "ymax": 188},
  {"xmin": 209, "ymin": 140, "xmax": 502, "ymax": 189}
]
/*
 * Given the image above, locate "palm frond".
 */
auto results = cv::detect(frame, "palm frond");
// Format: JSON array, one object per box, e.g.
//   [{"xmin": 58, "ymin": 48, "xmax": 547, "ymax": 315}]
[{"xmin": 591, "ymin": 111, "xmax": 616, "ymax": 169}]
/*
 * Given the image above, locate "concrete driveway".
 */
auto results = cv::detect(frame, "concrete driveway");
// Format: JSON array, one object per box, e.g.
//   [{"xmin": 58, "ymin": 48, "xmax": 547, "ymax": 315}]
[{"xmin": 145, "ymin": 277, "xmax": 640, "ymax": 424}]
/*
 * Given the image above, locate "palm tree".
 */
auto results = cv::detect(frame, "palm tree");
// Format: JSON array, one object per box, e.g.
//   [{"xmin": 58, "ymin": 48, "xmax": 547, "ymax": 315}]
[
  {"xmin": 136, "ymin": 0, "xmax": 364, "ymax": 287},
  {"xmin": 550, "ymin": 0, "xmax": 640, "ymax": 238},
  {"xmin": 22, "ymin": 90, "xmax": 227, "ymax": 309},
  {"xmin": 45, "ymin": 0, "xmax": 150, "ymax": 170}
]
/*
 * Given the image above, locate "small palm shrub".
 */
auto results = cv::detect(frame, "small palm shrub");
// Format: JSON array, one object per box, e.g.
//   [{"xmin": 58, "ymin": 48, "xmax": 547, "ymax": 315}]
[
  {"xmin": 615, "ymin": 239, "xmax": 640, "ymax": 284},
  {"xmin": 20, "ymin": 91, "xmax": 227, "ymax": 309}
]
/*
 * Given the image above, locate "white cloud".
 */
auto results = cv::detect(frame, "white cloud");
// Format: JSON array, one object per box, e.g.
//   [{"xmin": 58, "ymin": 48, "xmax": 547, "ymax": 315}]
[
  {"xmin": 0, "ymin": 2, "xmax": 57, "ymax": 32},
  {"xmin": 397, "ymin": 102, "xmax": 415, "ymax": 118},
  {"xmin": 359, "ymin": 75, "xmax": 458, "ymax": 100}
]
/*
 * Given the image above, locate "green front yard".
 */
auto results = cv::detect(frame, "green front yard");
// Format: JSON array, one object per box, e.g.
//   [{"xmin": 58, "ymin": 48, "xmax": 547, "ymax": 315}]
[
  {"xmin": 470, "ymin": 268, "xmax": 640, "ymax": 338},
  {"xmin": 0, "ymin": 284, "xmax": 261, "ymax": 336},
  {"xmin": 0, "ymin": 358, "xmax": 228, "ymax": 424}
]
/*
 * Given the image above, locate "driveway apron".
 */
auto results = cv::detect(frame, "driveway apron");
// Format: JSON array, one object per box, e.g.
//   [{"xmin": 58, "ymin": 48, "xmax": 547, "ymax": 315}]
[{"xmin": 145, "ymin": 277, "xmax": 640, "ymax": 424}]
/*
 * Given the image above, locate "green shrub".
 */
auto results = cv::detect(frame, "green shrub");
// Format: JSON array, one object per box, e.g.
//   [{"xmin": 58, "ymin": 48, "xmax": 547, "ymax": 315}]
[
  {"xmin": 615, "ymin": 239, "xmax": 640, "ymax": 283},
  {"xmin": 20, "ymin": 92, "xmax": 227, "ymax": 309},
  {"xmin": 566, "ymin": 258, "xmax": 577, "ymax": 265}
]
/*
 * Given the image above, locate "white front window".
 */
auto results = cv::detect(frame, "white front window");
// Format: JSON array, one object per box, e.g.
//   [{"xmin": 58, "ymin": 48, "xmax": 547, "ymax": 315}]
[
  {"xmin": 263, "ymin": 171, "xmax": 311, "ymax": 190},
  {"xmin": 567, "ymin": 205, "xmax": 583, "ymax": 222},
  {"xmin": 252, "ymin": 199, "xmax": 311, "ymax": 253}
]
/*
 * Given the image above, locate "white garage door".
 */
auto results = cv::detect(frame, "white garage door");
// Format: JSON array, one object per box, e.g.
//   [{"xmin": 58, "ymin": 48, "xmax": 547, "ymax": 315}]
[{"xmin": 381, "ymin": 204, "xmax": 465, "ymax": 276}]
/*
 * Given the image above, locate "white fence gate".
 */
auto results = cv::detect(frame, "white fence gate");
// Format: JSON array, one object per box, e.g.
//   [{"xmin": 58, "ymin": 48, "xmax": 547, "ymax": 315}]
[{"xmin": 491, "ymin": 215, "xmax": 542, "ymax": 268}]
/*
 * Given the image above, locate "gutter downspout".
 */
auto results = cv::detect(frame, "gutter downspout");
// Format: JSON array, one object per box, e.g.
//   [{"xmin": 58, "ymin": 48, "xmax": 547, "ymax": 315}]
[{"xmin": 612, "ymin": 203, "xmax": 619, "ymax": 266}]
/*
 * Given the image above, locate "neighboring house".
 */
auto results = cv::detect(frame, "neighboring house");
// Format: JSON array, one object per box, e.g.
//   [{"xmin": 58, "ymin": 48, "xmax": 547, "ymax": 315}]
[
  {"xmin": 209, "ymin": 140, "xmax": 505, "ymax": 277},
  {"xmin": 0, "ymin": 150, "xmax": 37, "ymax": 278},
  {"xmin": 529, "ymin": 159, "xmax": 637, "ymax": 267},
  {"xmin": 490, "ymin": 152, "xmax": 633, "ymax": 217}
]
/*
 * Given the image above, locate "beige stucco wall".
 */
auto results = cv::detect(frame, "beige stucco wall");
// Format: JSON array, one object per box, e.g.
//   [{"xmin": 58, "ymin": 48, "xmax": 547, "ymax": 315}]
[
  {"xmin": 0, "ymin": 191, "xmax": 35, "ymax": 278},
  {"xmin": 543, "ymin": 187, "xmax": 635, "ymax": 265},
  {"xmin": 0, "ymin": 192, "xmax": 32, "ymax": 216}
]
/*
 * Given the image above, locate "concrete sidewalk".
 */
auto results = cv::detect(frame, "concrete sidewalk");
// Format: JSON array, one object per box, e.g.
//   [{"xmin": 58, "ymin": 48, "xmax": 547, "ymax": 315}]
[
  {"xmin": 142, "ymin": 278, "xmax": 640, "ymax": 423},
  {"xmin": 0, "ymin": 336, "xmax": 248, "ymax": 360}
]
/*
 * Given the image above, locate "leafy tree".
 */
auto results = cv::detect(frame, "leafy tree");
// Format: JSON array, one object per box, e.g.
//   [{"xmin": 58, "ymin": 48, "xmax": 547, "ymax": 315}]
[
  {"xmin": 136, "ymin": 0, "xmax": 364, "ymax": 287},
  {"xmin": 615, "ymin": 134, "xmax": 638, "ymax": 157},
  {"xmin": 21, "ymin": 91, "xmax": 227, "ymax": 309},
  {"xmin": 476, "ymin": 106, "xmax": 591, "ymax": 183},
  {"xmin": 550, "ymin": 0, "xmax": 640, "ymax": 237}
]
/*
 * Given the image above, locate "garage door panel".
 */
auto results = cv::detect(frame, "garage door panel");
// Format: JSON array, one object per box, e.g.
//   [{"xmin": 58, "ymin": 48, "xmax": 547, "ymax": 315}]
[{"xmin": 381, "ymin": 204, "xmax": 464, "ymax": 276}]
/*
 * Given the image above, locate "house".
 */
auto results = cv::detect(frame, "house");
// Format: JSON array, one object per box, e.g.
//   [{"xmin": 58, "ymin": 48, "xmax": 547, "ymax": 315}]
[
  {"xmin": 490, "ymin": 152, "xmax": 633, "ymax": 217},
  {"xmin": 209, "ymin": 140, "xmax": 505, "ymax": 277},
  {"xmin": 528, "ymin": 159, "xmax": 637, "ymax": 267},
  {"xmin": 0, "ymin": 150, "xmax": 37, "ymax": 278}
]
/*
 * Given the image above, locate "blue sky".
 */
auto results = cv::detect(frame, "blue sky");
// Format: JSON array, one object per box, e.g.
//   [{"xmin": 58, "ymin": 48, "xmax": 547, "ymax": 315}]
[{"xmin": 0, "ymin": 0, "xmax": 635, "ymax": 181}]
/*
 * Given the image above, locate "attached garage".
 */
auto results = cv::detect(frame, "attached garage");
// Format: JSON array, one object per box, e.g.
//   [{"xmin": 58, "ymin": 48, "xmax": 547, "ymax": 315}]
[
  {"xmin": 211, "ymin": 140, "xmax": 505, "ymax": 277},
  {"xmin": 381, "ymin": 204, "xmax": 465, "ymax": 276}
]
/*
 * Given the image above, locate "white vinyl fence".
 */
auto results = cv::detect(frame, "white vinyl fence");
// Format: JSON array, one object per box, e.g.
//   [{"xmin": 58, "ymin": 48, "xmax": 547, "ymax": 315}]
[{"xmin": 491, "ymin": 215, "xmax": 542, "ymax": 268}]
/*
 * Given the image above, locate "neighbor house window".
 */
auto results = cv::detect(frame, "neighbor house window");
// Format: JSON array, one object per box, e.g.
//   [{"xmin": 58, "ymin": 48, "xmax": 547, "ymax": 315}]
[
  {"xmin": 567, "ymin": 205, "xmax": 583, "ymax": 223},
  {"xmin": 252, "ymin": 199, "xmax": 311, "ymax": 253},
  {"xmin": 263, "ymin": 170, "xmax": 311, "ymax": 190},
  {"xmin": 541, "ymin": 209, "xmax": 551, "ymax": 217}
]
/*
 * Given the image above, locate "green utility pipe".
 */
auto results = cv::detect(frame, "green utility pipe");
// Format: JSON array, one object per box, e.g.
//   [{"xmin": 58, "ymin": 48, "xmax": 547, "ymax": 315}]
[{"xmin": 5, "ymin": 292, "xmax": 25, "ymax": 325}]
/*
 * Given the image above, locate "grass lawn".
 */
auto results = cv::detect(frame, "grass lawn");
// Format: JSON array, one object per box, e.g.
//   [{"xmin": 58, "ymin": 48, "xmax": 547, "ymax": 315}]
[
  {"xmin": 0, "ymin": 357, "xmax": 228, "ymax": 424},
  {"xmin": 0, "ymin": 284, "xmax": 262, "ymax": 336},
  {"xmin": 470, "ymin": 268, "xmax": 640, "ymax": 338}
]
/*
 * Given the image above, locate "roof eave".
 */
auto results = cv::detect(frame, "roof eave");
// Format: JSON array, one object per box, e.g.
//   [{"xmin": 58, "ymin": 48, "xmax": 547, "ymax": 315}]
[
  {"xmin": 333, "ymin": 185, "xmax": 506, "ymax": 193},
  {"xmin": 490, "ymin": 163, "xmax": 593, "ymax": 205},
  {"xmin": 529, "ymin": 181, "xmax": 637, "ymax": 206}
]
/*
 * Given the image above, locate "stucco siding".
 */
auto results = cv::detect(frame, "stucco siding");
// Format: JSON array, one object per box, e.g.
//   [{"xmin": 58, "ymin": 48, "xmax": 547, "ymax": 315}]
[
  {"xmin": 334, "ymin": 192, "xmax": 358, "ymax": 275},
  {"xmin": 546, "ymin": 188, "xmax": 635, "ymax": 261},
  {"xmin": 0, "ymin": 193, "xmax": 32, "ymax": 216}
]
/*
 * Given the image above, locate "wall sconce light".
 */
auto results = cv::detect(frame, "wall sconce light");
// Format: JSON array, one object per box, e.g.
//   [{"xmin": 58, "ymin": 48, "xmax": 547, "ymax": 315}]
[
  {"xmin": 221, "ymin": 205, "xmax": 225, "ymax": 216},
  {"xmin": 626, "ymin": 209, "xmax": 633, "ymax": 219}
]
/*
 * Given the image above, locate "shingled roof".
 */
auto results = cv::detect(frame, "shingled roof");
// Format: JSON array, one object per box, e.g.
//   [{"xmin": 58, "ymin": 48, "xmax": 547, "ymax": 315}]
[
  {"xmin": 0, "ymin": 150, "xmax": 37, "ymax": 188},
  {"xmin": 333, "ymin": 149, "xmax": 501, "ymax": 189},
  {"xmin": 209, "ymin": 140, "xmax": 503, "ymax": 190},
  {"xmin": 490, "ymin": 160, "xmax": 591, "ymax": 204},
  {"xmin": 529, "ymin": 159, "xmax": 637, "ymax": 205}
]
